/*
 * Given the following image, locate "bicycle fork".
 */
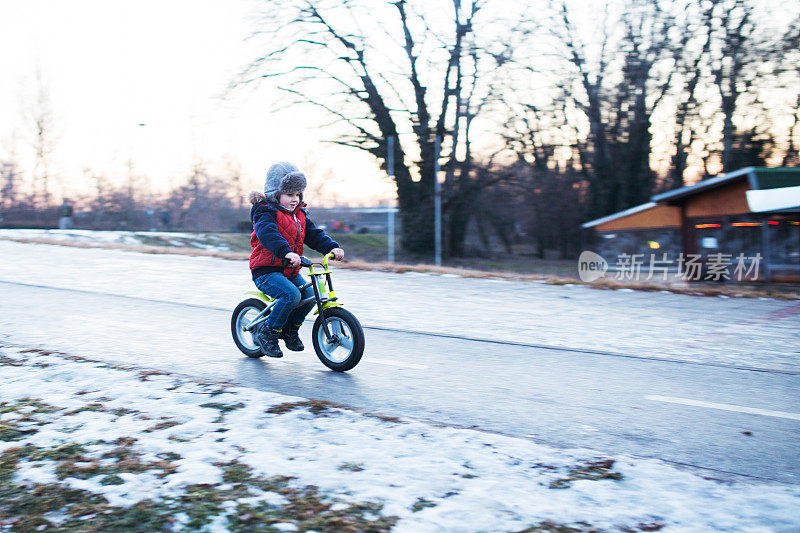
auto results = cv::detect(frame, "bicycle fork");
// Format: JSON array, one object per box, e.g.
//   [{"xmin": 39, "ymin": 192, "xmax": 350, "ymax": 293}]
[{"xmin": 310, "ymin": 272, "xmax": 336, "ymax": 343}]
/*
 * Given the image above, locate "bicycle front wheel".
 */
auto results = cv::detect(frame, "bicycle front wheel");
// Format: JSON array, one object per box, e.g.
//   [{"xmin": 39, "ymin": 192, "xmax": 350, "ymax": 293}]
[{"xmin": 312, "ymin": 307, "xmax": 364, "ymax": 372}]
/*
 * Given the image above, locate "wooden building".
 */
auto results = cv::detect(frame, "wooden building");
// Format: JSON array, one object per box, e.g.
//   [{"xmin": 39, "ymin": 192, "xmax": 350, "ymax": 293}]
[{"xmin": 582, "ymin": 167, "xmax": 800, "ymax": 282}]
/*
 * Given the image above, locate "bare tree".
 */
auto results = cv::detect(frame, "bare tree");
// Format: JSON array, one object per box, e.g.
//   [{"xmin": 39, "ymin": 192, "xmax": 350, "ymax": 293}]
[
  {"xmin": 498, "ymin": 99, "xmax": 587, "ymax": 259},
  {"xmin": 537, "ymin": 0, "xmax": 678, "ymax": 219},
  {"xmin": 236, "ymin": 0, "xmax": 526, "ymax": 255},
  {"xmin": 222, "ymin": 156, "xmax": 246, "ymax": 210},
  {"xmin": 163, "ymin": 162, "xmax": 245, "ymax": 232},
  {"xmin": 782, "ymin": 93, "xmax": 800, "ymax": 167},
  {"xmin": 21, "ymin": 69, "xmax": 59, "ymax": 207},
  {"xmin": 684, "ymin": 0, "xmax": 799, "ymax": 174},
  {"xmin": 0, "ymin": 161, "xmax": 21, "ymax": 212},
  {"xmin": 706, "ymin": 0, "xmax": 759, "ymax": 172},
  {"xmin": 779, "ymin": 14, "xmax": 800, "ymax": 167},
  {"xmin": 664, "ymin": 1, "xmax": 716, "ymax": 190}
]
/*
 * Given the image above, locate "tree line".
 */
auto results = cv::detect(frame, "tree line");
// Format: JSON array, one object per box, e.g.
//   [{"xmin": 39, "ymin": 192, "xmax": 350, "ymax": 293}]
[
  {"xmin": 0, "ymin": 162, "xmax": 249, "ymax": 233},
  {"xmin": 2, "ymin": 0, "xmax": 798, "ymax": 261},
  {"xmin": 237, "ymin": 0, "xmax": 799, "ymax": 258}
]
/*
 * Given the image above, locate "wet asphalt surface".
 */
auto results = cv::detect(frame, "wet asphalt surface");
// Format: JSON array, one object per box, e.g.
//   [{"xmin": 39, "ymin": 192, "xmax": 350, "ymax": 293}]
[{"xmin": 2, "ymin": 280, "xmax": 798, "ymax": 484}]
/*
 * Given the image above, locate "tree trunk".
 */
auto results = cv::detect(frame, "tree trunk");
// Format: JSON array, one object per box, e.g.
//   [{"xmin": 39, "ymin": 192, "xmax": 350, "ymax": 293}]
[{"xmin": 397, "ymin": 182, "xmax": 434, "ymax": 254}]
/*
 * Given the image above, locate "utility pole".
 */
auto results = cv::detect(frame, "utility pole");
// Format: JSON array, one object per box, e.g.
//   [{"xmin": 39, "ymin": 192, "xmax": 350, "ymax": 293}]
[
  {"xmin": 387, "ymin": 136, "xmax": 395, "ymax": 263},
  {"xmin": 434, "ymin": 135, "xmax": 442, "ymax": 266}
]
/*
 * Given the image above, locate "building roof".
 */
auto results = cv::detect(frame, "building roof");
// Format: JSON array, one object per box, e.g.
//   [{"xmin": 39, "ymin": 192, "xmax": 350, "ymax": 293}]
[
  {"xmin": 749, "ymin": 167, "xmax": 800, "ymax": 189},
  {"xmin": 581, "ymin": 202, "xmax": 657, "ymax": 229},
  {"xmin": 651, "ymin": 167, "xmax": 756, "ymax": 203},
  {"xmin": 652, "ymin": 167, "xmax": 800, "ymax": 203},
  {"xmin": 583, "ymin": 167, "xmax": 800, "ymax": 228},
  {"xmin": 746, "ymin": 185, "xmax": 800, "ymax": 212}
]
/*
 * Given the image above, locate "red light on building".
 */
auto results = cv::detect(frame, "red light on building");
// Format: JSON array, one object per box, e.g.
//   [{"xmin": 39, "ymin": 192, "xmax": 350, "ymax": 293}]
[{"xmin": 767, "ymin": 221, "xmax": 779, "ymax": 225}]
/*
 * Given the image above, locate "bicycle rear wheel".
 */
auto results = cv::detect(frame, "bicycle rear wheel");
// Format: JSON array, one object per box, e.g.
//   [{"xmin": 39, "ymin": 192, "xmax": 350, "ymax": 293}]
[
  {"xmin": 312, "ymin": 307, "xmax": 364, "ymax": 372},
  {"xmin": 231, "ymin": 298, "xmax": 268, "ymax": 358}
]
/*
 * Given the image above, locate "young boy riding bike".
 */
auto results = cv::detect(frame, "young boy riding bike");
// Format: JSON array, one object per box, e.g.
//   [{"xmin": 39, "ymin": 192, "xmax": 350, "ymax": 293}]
[{"xmin": 248, "ymin": 162, "xmax": 344, "ymax": 358}]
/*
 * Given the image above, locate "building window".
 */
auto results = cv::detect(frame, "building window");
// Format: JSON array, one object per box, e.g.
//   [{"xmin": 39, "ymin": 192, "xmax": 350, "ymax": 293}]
[
  {"xmin": 766, "ymin": 216, "xmax": 800, "ymax": 267},
  {"xmin": 597, "ymin": 229, "xmax": 681, "ymax": 260}
]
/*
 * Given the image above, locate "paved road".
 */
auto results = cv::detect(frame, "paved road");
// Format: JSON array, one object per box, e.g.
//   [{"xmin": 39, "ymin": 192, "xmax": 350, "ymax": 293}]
[
  {"xmin": 2, "ymin": 280, "xmax": 799, "ymax": 484},
  {"xmin": 1, "ymin": 239, "xmax": 799, "ymax": 372}
]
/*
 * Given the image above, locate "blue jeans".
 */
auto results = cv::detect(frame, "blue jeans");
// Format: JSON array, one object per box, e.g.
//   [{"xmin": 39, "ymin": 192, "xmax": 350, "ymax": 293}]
[{"xmin": 253, "ymin": 272, "xmax": 315, "ymax": 331}]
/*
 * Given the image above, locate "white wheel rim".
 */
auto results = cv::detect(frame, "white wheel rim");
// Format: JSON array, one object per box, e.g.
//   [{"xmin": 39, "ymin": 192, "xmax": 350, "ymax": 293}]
[
  {"xmin": 236, "ymin": 306, "xmax": 262, "ymax": 352},
  {"xmin": 317, "ymin": 317, "xmax": 354, "ymax": 363}
]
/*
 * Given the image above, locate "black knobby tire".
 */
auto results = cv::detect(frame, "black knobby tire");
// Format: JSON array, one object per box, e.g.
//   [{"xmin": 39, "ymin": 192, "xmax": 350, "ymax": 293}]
[
  {"xmin": 231, "ymin": 298, "xmax": 269, "ymax": 358},
  {"xmin": 312, "ymin": 307, "xmax": 365, "ymax": 372}
]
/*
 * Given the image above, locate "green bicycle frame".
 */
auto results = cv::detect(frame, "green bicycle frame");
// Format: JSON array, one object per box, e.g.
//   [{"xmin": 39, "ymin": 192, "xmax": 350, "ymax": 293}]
[{"xmin": 242, "ymin": 253, "xmax": 342, "ymax": 341}]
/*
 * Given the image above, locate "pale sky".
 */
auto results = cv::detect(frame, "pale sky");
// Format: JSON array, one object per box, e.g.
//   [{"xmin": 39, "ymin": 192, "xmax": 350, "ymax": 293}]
[
  {"xmin": 2, "ymin": 1, "xmax": 795, "ymax": 207},
  {"xmin": 0, "ymin": 0, "xmax": 395, "ymax": 205}
]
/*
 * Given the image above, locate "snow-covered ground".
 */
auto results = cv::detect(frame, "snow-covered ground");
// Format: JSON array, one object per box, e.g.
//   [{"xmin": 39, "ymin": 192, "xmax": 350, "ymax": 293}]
[
  {"xmin": 0, "ymin": 229, "xmax": 238, "ymax": 251},
  {"xmin": 0, "ymin": 228, "xmax": 177, "ymax": 245},
  {"xmin": 2, "ymin": 344, "xmax": 799, "ymax": 532}
]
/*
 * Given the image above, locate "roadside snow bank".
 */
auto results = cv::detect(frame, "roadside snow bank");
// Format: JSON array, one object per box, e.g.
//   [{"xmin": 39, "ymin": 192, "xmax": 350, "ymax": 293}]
[
  {"xmin": 1, "ymin": 344, "xmax": 799, "ymax": 532},
  {"xmin": 0, "ymin": 229, "xmax": 237, "ymax": 252}
]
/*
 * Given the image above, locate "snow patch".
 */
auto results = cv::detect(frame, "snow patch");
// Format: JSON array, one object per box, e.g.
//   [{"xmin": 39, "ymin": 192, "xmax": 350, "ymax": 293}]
[{"xmin": 0, "ymin": 346, "xmax": 799, "ymax": 531}]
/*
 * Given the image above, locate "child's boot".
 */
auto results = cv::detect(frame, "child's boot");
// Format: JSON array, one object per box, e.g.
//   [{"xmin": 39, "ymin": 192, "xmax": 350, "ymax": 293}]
[
  {"xmin": 258, "ymin": 327, "xmax": 283, "ymax": 358},
  {"xmin": 281, "ymin": 324, "xmax": 304, "ymax": 351}
]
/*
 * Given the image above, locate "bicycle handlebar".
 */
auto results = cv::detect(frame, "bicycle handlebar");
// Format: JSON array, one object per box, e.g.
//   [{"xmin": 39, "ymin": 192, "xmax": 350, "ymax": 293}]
[{"xmin": 284, "ymin": 253, "xmax": 336, "ymax": 269}]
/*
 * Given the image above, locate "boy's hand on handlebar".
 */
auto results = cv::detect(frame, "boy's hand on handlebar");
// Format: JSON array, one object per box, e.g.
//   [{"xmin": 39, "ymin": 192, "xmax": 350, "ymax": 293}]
[
  {"xmin": 285, "ymin": 252, "xmax": 301, "ymax": 267},
  {"xmin": 330, "ymin": 248, "xmax": 345, "ymax": 261}
]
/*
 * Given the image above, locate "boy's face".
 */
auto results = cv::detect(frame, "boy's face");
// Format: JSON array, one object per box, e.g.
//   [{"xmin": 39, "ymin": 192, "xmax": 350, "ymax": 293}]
[{"xmin": 279, "ymin": 191, "xmax": 301, "ymax": 210}]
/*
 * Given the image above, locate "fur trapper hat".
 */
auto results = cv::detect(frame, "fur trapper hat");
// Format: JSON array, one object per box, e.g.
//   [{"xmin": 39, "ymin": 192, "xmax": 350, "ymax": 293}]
[{"xmin": 264, "ymin": 162, "xmax": 306, "ymax": 203}]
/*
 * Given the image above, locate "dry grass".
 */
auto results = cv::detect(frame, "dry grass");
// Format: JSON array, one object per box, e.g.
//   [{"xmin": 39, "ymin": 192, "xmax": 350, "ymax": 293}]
[
  {"xmin": 3, "ymin": 235, "xmax": 798, "ymax": 300},
  {"xmin": 327, "ymin": 259, "xmax": 800, "ymax": 299},
  {"xmin": 341, "ymin": 258, "xmax": 550, "ymax": 280},
  {"xmin": 553, "ymin": 277, "xmax": 800, "ymax": 300}
]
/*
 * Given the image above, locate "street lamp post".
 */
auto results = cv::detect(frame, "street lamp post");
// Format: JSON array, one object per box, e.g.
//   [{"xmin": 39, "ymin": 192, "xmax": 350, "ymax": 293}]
[
  {"xmin": 434, "ymin": 135, "xmax": 442, "ymax": 267},
  {"xmin": 387, "ymin": 136, "xmax": 396, "ymax": 263}
]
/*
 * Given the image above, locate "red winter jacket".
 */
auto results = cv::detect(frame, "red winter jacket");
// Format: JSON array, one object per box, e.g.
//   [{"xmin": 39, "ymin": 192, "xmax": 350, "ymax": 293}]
[
  {"xmin": 249, "ymin": 194, "xmax": 338, "ymax": 280},
  {"xmin": 250, "ymin": 206, "xmax": 306, "ymax": 278}
]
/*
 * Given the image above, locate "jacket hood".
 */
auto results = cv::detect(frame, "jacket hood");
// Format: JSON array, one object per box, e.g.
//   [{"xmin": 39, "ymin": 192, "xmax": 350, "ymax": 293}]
[{"xmin": 248, "ymin": 190, "xmax": 267, "ymax": 205}]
